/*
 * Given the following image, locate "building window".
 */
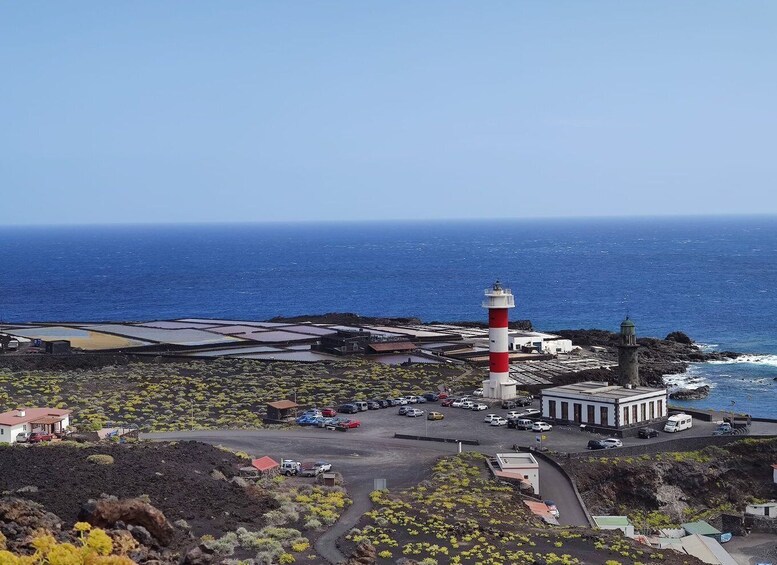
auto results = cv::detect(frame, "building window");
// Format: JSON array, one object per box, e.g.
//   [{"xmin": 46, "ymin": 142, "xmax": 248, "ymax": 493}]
[
  {"xmin": 548, "ymin": 400, "xmax": 556, "ymax": 418},
  {"xmin": 623, "ymin": 407, "xmax": 630, "ymax": 425},
  {"xmin": 632, "ymin": 405, "xmax": 638, "ymax": 423},
  {"xmin": 600, "ymin": 406, "xmax": 608, "ymax": 426}
]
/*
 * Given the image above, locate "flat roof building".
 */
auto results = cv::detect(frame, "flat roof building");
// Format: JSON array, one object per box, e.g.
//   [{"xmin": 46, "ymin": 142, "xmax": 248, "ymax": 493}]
[
  {"xmin": 0, "ymin": 408, "xmax": 71, "ymax": 443},
  {"xmin": 541, "ymin": 381, "xmax": 668, "ymax": 432},
  {"xmin": 495, "ymin": 452, "xmax": 539, "ymax": 495}
]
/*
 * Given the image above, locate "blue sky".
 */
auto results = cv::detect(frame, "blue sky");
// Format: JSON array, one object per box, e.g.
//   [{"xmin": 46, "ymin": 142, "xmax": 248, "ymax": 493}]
[{"xmin": 2, "ymin": 2, "xmax": 776, "ymax": 225}]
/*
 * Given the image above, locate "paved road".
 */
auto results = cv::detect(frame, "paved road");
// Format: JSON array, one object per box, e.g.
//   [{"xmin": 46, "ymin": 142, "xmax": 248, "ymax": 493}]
[
  {"xmin": 143, "ymin": 402, "xmax": 777, "ymax": 562},
  {"xmin": 144, "ymin": 430, "xmax": 457, "ymax": 563}
]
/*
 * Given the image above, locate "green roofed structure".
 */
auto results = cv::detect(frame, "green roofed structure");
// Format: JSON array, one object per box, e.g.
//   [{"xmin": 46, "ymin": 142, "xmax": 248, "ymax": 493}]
[{"xmin": 592, "ymin": 516, "xmax": 634, "ymax": 537}]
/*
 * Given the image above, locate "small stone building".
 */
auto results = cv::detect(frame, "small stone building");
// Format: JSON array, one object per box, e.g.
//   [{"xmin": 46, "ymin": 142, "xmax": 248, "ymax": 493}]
[{"xmin": 264, "ymin": 400, "xmax": 299, "ymax": 424}]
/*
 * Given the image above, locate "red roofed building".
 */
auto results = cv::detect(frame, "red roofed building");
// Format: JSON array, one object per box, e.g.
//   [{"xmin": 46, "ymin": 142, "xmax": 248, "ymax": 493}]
[
  {"xmin": 251, "ymin": 456, "xmax": 280, "ymax": 475},
  {"xmin": 0, "ymin": 408, "xmax": 71, "ymax": 444}
]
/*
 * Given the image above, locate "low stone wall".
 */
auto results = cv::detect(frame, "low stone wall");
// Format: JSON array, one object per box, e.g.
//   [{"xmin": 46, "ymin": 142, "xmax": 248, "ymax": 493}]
[
  {"xmin": 393, "ymin": 433, "xmax": 479, "ymax": 445},
  {"xmin": 560, "ymin": 434, "xmax": 777, "ymax": 460},
  {"xmin": 745, "ymin": 514, "xmax": 777, "ymax": 534}
]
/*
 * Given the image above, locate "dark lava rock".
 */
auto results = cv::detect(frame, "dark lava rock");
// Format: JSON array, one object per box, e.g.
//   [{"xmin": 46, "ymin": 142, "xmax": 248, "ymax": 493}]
[
  {"xmin": 669, "ymin": 386, "xmax": 711, "ymax": 400},
  {"xmin": 0, "ymin": 497, "xmax": 63, "ymax": 552},
  {"xmin": 80, "ymin": 497, "xmax": 175, "ymax": 546},
  {"xmin": 666, "ymin": 331, "xmax": 693, "ymax": 345}
]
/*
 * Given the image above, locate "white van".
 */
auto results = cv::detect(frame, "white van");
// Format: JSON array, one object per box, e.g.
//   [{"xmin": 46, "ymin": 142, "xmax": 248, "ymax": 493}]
[{"xmin": 664, "ymin": 413, "xmax": 692, "ymax": 433}]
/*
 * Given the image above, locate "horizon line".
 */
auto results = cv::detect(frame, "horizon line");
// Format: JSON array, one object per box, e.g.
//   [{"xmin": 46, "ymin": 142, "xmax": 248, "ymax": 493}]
[{"xmin": 2, "ymin": 212, "xmax": 777, "ymax": 229}]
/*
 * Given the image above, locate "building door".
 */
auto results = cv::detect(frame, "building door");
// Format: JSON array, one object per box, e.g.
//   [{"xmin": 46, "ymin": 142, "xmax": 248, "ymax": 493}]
[
  {"xmin": 641, "ymin": 404, "xmax": 647, "ymax": 421},
  {"xmin": 649, "ymin": 402, "xmax": 655, "ymax": 420},
  {"xmin": 632, "ymin": 405, "xmax": 638, "ymax": 423},
  {"xmin": 623, "ymin": 407, "xmax": 630, "ymax": 425},
  {"xmin": 573, "ymin": 403, "xmax": 582, "ymax": 423},
  {"xmin": 560, "ymin": 402, "xmax": 568, "ymax": 421},
  {"xmin": 548, "ymin": 400, "xmax": 556, "ymax": 419},
  {"xmin": 587, "ymin": 405, "xmax": 595, "ymax": 424},
  {"xmin": 600, "ymin": 406, "xmax": 608, "ymax": 426}
]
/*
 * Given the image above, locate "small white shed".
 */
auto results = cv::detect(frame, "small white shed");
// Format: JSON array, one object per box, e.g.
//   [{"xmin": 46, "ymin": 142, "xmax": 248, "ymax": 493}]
[{"xmin": 745, "ymin": 501, "xmax": 777, "ymax": 518}]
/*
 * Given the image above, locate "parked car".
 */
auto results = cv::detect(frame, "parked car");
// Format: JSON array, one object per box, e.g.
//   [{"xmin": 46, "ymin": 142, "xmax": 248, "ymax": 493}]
[
  {"xmin": 532, "ymin": 422, "xmax": 553, "ymax": 432},
  {"xmin": 405, "ymin": 396, "xmax": 420, "ymax": 404},
  {"xmin": 321, "ymin": 407, "xmax": 337, "ymax": 417},
  {"xmin": 389, "ymin": 398, "xmax": 402, "ymax": 406},
  {"xmin": 437, "ymin": 392, "xmax": 449, "ymax": 399},
  {"xmin": 15, "ymin": 432, "xmax": 31, "ymax": 443},
  {"xmin": 398, "ymin": 406, "xmax": 411, "ymax": 415},
  {"xmin": 406, "ymin": 408, "xmax": 425, "ymax": 417},
  {"xmin": 415, "ymin": 396, "xmax": 427, "ymax": 404},
  {"xmin": 379, "ymin": 399, "xmax": 392, "ymax": 408},
  {"xmin": 472, "ymin": 388, "xmax": 484, "ymax": 397},
  {"xmin": 520, "ymin": 408, "xmax": 541, "ymax": 418},
  {"xmin": 484, "ymin": 413, "xmax": 499, "ymax": 423},
  {"xmin": 501, "ymin": 396, "xmax": 533, "ymax": 409},
  {"xmin": 490, "ymin": 417, "xmax": 508, "ymax": 426},
  {"xmin": 338, "ymin": 419, "xmax": 361, "ymax": 428},
  {"xmin": 587, "ymin": 440, "xmax": 606, "ymax": 450},
  {"xmin": 601, "ymin": 438, "xmax": 623, "ymax": 449},
  {"xmin": 440, "ymin": 398, "xmax": 456, "ymax": 407},
  {"xmin": 638, "ymin": 427, "xmax": 659, "ymax": 439},
  {"xmin": 339, "ymin": 404, "xmax": 359, "ymax": 414},
  {"xmin": 713, "ymin": 423, "xmax": 733, "ymax": 436},
  {"xmin": 506, "ymin": 411, "xmax": 522, "ymax": 419},
  {"xmin": 299, "ymin": 462, "xmax": 323, "ymax": 477},
  {"xmin": 280, "ymin": 460, "xmax": 301, "ymax": 476},
  {"xmin": 367, "ymin": 401, "xmax": 381, "ymax": 410},
  {"xmin": 28, "ymin": 431, "xmax": 55, "ymax": 443},
  {"xmin": 451, "ymin": 399, "xmax": 465, "ymax": 408},
  {"xmin": 544, "ymin": 500, "xmax": 560, "ymax": 518},
  {"xmin": 317, "ymin": 417, "xmax": 338, "ymax": 428},
  {"xmin": 508, "ymin": 418, "xmax": 534, "ymax": 430},
  {"xmin": 353, "ymin": 401, "xmax": 369, "ymax": 412},
  {"xmin": 296, "ymin": 415, "xmax": 320, "ymax": 426},
  {"xmin": 314, "ymin": 461, "xmax": 332, "ymax": 472},
  {"xmin": 460, "ymin": 400, "xmax": 475, "ymax": 409},
  {"xmin": 471, "ymin": 403, "xmax": 488, "ymax": 411},
  {"xmin": 422, "ymin": 392, "xmax": 439, "ymax": 402},
  {"xmin": 427, "ymin": 411, "xmax": 444, "ymax": 421}
]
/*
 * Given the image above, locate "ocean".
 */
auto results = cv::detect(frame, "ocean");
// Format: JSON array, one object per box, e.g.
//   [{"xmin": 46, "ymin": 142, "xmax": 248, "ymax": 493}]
[{"xmin": 1, "ymin": 216, "xmax": 775, "ymax": 416}]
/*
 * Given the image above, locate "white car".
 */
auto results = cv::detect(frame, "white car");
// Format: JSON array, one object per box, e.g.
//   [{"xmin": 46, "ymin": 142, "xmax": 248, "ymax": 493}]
[
  {"xmin": 519, "ymin": 408, "xmax": 541, "ymax": 418},
  {"xmin": 490, "ymin": 417, "xmax": 508, "ymax": 426},
  {"xmin": 473, "ymin": 388, "xmax": 484, "ymax": 397},
  {"xmin": 405, "ymin": 396, "xmax": 419, "ymax": 404},
  {"xmin": 406, "ymin": 408, "xmax": 424, "ymax": 417},
  {"xmin": 484, "ymin": 413, "xmax": 499, "ymax": 423},
  {"xmin": 395, "ymin": 398, "xmax": 408, "ymax": 405},
  {"xmin": 601, "ymin": 438, "xmax": 623, "ymax": 449},
  {"xmin": 472, "ymin": 403, "xmax": 488, "ymax": 411},
  {"xmin": 532, "ymin": 421, "xmax": 553, "ymax": 432},
  {"xmin": 505, "ymin": 411, "xmax": 522, "ymax": 419},
  {"xmin": 451, "ymin": 399, "xmax": 465, "ymax": 408},
  {"xmin": 461, "ymin": 400, "xmax": 475, "ymax": 409},
  {"xmin": 314, "ymin": 461, "xmax": 332, "ymax": 472}
]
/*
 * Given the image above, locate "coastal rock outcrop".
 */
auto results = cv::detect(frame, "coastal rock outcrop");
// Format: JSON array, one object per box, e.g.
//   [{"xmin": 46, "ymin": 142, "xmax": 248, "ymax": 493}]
[{"xmin": 669, "ymin": 386, "xmax": 710, "ymax": 400}]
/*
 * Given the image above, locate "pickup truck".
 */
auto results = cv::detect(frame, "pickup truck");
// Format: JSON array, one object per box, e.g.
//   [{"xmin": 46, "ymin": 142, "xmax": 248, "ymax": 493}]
[{"xmin": 299, "ymin": 462, "xmax": 323, "ymax": 477}]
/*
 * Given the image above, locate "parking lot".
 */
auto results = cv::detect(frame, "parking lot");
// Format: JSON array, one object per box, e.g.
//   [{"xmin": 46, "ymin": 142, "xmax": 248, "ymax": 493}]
[{"xmin": 315, "ymin": 396, "xmax": 752, "ymax": 454}]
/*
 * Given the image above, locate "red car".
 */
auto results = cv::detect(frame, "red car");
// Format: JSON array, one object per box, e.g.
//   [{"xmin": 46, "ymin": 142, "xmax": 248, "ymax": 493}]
[
  {"xmin": 28, "ymin": 432, "xmax": 54, "ymax": 443},
  {"xmin": 338, "ymin": 419, "xmax": 360, "ymax": 429},
  {"xmin": 438, "ymin": 392, "xmax": 449, "ymax": 399},
  {"xmin": 440, "ymin": 398, "xmax": 455, "ymax": 407},
  {"xmin": 321, "ymin": 407, "xmax": 337, "ymax": 417}
]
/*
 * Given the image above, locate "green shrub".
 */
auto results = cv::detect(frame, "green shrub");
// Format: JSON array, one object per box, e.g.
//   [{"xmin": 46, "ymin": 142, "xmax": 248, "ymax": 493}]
[{"xmin": 86, "ymin": 454, "xmax": 114, "ymax": 465}]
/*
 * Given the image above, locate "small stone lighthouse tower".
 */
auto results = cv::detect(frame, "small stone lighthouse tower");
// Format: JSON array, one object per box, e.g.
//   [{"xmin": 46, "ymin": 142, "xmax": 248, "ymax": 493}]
[
  {"xmin": 482, "ymin": 281, "xmax": 516, "ymax": 400},
  {"xmin": 617, "ymin": 317, "xmax": 640, "ymax": 387}
]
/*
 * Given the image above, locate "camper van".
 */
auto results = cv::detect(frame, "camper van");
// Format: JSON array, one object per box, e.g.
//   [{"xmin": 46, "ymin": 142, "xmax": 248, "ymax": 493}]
[{"xmin": 664, "ymin": 413, "xmax": 693, "ymax": 433}]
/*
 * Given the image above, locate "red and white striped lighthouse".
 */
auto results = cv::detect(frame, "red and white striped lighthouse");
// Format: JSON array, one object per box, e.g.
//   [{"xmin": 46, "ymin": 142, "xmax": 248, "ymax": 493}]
[{"xmin": 482, "ymin": 281, "xmax": 517, "ymax": 400}]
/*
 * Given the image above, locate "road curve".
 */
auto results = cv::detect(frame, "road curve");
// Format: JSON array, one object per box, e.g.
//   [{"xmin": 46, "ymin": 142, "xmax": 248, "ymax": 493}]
[{"xmin": 143, "ymin": 429, "xmax": 591, "ymax": 560}]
